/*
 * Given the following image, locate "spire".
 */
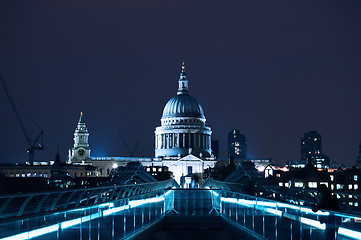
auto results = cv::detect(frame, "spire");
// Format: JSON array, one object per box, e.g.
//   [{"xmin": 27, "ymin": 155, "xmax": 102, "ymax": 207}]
[
  {"xmin": 177, "ymin": 61, "xmax": 189, "ymax": 95},
  {"xmin": 78, "ymin": 112, "xmax": 83, "ymax": 123}
]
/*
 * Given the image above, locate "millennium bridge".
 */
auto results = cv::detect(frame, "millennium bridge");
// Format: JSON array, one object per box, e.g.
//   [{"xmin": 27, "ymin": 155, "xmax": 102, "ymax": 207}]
[{"xmin": 0, "ymin": 179, "xmax": 360, "ymax": 240}]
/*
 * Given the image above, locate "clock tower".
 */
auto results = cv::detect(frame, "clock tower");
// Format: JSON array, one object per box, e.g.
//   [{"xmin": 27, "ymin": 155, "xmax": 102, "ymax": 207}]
[{"xmin": 68, "ymin": 112, "xmax": 91, "ymax": 162}]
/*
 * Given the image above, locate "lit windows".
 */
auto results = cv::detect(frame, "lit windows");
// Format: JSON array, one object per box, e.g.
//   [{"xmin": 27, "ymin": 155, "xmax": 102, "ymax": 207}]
[
  {"xmin": 349, "ymin": 184, "xmax": 353, "ymax": 190},
  {"xmin": 308, "ymin": 182, "xmax": 317, "ymax": 188},
  {"xmin": 330, "ymin": 175, "xmax": 334, "ymax": 181},
  {"xmin": 354, "ymin": 175, "xmax": 358, "ymax": 181},
  {"xmin": 354, "ymin": 184, "xmax": 358, "ymax": 190},
  {"xmin": 336, "ymin": 184, "xmax": 344, "ymax": 190},
  {"xmin": 320, "ymin": 182, "xmax": 328, "ymax": 187}
]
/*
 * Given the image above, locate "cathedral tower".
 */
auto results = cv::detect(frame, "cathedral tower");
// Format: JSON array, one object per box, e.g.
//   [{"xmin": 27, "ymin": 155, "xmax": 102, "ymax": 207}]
[
  {"xmin": 68, "ymin": 112, "xmax": 91, "ymax": 162},
  {"xmin": 154, "ymin": 62, "xmax": 213, "ymax": 159}
]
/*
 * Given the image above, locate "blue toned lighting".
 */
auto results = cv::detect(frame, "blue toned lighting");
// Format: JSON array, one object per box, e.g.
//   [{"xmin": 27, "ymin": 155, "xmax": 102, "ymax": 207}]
[
  {"xmin": 145, "ymin": 196, "xmax": 164, "ymax": 204},
  {"xmin": 103, "ymin": 205, "xmax": 129, "ymax": 216},
  {"xmin": 257, "ymin": 200, "xmax": 277, "ymax": 208},
  {"xmin": 277, "ymin": 202, "xmax": 301, "ymax": 210},
  {"xmin": 0, "ymin": 224, "xmax": 59, "ymax": 240},
  {"xmin": 129, "ymin": 196, "xmax": 164, "ymax": 208},
  {"xmin": 29, "ymin": 224, "xmax": 59, "ymax": 239},
  {"xmin": 99, "ymin": 202, "xmax": 114, "ymax": 208},
  {"xmin": 300, "ymin": 207, "xmax": 329, "ymax": 216},
  {"xmin": 338, "ymin": 227, "xmax": 361, "ymax": 239},
  {"xmin": 208, "ymin": 190, "xmax": 219, "ymax": 197},
  {"xmin": 300, "ymin": 217, "xmax": 326, "ymax": 230},
  {"xmin": 61, "ymin": 218, "xmax": 82, "ymax": 229},
  {"xmin": 164, "ymin": 190, "xmax": 173, "ymax": 197},
  {"xmin": 237, "ymin": 199, "xmax": 256, "ymax": 207},
  {"xmin": 265, "ymin": 208, "xmax": 282, "ymax": 216},
  {"xmin": 0, "ymin": 232, "xmax": 30, "ymax": 240},
  {"xmin": 221, "ymin": 197, "xmax": 237, "ymax": 203}
]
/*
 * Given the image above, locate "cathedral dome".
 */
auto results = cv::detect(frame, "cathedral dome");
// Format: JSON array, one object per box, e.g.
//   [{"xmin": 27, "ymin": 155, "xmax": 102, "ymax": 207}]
[
  {"xmin": 162, "ymin": 94, "xmax": 205, "ymax": 119},
  {"xmin": 154, "ymin": 62, "xmax": 212, "ymax": 159}
]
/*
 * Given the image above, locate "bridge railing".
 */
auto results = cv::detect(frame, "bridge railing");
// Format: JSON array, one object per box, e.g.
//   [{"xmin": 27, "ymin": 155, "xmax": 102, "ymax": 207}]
[
  {"xmin": 204, "ymin": 187, "xmax": 361, "ymax": 239},
  {"xmin": 0, "ymin": 189, "xmax": 170, "ymax": 240},
  {"xmin": 0, "ymin": 179, "xmax": 178, "ymax": 221},
  {"xmin": 1, "ymin": 181, "xmax": 361, "ymax": 240}
]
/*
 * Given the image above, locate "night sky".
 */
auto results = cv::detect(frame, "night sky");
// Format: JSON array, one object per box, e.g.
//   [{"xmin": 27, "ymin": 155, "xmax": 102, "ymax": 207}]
[{"xmin": 1, "ymin": 1, "xmax": 361, "ymax": 166}]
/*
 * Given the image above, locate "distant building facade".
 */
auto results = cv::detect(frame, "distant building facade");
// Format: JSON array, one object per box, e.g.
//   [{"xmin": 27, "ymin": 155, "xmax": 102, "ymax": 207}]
[
  {"xmin": 271, "ymin": 163, "xmax": 361, "ymax": 209},
  {"xmin": 228, "ymin": 129, "xmax": 247, "ymax": 159},
  {"xmin": 301, "ymin": 130, "xmax": 322, "ymax": 160},
  {"xmin": 0, "ymin": 152, "xmax": 96, "ymax": 179},
  {"xmin": 300, "ymin": 130, "xmax": 329, "ymax": 168}
]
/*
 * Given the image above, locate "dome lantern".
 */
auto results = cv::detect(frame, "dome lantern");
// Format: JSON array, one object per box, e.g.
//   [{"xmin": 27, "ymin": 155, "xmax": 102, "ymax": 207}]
[{"xmin": 177, "ymin": 61, "xmax": 189, "ymax": 95}]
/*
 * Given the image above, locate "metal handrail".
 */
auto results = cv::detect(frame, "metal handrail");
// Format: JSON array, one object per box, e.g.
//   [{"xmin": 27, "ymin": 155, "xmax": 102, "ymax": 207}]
[{"xmin": 0, "ymin": 179, "xmax": 178, "ymax": 220}]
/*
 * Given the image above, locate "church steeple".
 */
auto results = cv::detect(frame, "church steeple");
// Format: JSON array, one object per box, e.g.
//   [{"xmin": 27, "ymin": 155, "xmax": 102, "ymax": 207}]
[
  {"xmin": 177, "ymin": 61, "xmax": 189, "ymax": 95},
  {"xmin": 68, "ymin": 112, "xmax": 91, "ymax": 163},
  {"xmin": 78, "ymin": 111, "xmax": 84, "ymax": 123},
  {"xmin": 74, "ymin": 112, "xmax": 89, "ymax": 148}
]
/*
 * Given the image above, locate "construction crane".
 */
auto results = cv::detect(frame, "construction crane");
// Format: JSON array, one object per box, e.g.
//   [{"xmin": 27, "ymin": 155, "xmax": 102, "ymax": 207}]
[
  {"xmin": 117, "ymin": 131, "xmax": 138, "ymax": 157},
  {"xmin": 0, "ymin": 75, "xmax": 44, "ymax": 164}
]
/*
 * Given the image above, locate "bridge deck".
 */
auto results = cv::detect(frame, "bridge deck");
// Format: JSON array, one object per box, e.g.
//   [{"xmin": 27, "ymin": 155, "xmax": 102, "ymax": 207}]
[{"xmin": 0, "ymin": 185, "xmax": 360, "ymax": 240}]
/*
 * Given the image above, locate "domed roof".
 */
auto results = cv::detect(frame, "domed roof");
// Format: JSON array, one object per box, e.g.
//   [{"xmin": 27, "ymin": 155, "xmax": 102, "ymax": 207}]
[{"xmin": 162, "ymin": 94, "xmax": 205, "ymax": 119}]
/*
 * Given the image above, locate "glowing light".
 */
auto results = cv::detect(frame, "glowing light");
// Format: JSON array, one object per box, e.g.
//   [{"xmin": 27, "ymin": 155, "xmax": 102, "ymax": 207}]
[
  {"xmin": 103, "ymin": 205, "xmax": 129, "ymax": 216},
  {"xmin": 300, "ymin": 217, "xmax": 326, "ymax": 230},
  {"xmin": 257, "ymin": 201, "xmax": 276, "ymax": 207},
  {"xmin": 338, "ymin": 227, "xmax": 361, "ymax": 239},
  {"xmin": 0, "ymin": 232, "xmax": 29, "ymax": 240},
  {"xmin": 281, "ymin": 167, "xmax": 289, "ymax": 172},
  {"xmin": 256, "ymin": 166, "xmax": 265, "ymax": 172},
  {"xmin": 164, "ymin": 190, "xmax": 173, "ymax": 197},
  {"xmin": 265, "ymin": 208, "xmax": 282, "ymax": 216},
  {"xmin": 221, "ymin": 197, "xmax": 237, "ymax": 203}
]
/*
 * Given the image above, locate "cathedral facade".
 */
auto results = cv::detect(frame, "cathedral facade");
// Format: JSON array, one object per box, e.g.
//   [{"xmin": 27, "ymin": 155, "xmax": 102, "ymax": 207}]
[
  {"xmin": 154, "ymin": 63, "xmax": 213, "ymax": 159},
  {"xmin": 69, "ymin": 63, "xmax": 216, "ymax": 185}
]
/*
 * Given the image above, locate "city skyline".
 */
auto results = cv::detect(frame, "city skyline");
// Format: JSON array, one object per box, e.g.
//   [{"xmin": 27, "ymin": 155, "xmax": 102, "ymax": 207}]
[{"xmin": 0, "ymin": 1, "xmax": 361, "ymax": 166}]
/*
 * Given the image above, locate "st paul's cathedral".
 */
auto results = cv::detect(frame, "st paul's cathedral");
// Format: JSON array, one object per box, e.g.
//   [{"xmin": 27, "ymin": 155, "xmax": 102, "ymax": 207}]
[{"xmin": 68, "ymin": 63, "xmax": 216, "ymax": 185}]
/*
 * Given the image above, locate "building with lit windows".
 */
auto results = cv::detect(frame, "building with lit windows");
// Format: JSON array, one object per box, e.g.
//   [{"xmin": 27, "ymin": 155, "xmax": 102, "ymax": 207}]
[
  {"xmin": 301, "ymin": 130, "xmax": 322, "ymax": 160},
  {"xmin": 300, "ymin": 130, "xmax": 330, "ymax": 168},
  {"xmin": 228, "ymin": 129, "xmax": 247, "ymax": 159}
]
